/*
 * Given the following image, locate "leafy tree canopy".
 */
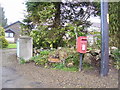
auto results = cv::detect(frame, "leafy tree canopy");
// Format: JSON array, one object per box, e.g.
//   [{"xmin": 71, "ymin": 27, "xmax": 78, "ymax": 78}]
[{"xmin": 22, "ymin": 1, "xmax": 100, "ymax": 49}]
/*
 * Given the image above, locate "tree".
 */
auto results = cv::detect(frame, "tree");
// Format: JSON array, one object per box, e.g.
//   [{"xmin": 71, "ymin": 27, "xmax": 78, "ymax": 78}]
[
  {"xmin": 22, "ymin": 1, "xmax": 100, "ymax": 49},
  {"xmin": 20, "ymin": 17, "xmax": 34, "ymax": 35},
  {"xmin": 0, "ymin": 5, "xmax": 7, "ymax": 27},
  {"xmin": 53, "ymin": 2, "xmax": 61, "ymax": 27}
]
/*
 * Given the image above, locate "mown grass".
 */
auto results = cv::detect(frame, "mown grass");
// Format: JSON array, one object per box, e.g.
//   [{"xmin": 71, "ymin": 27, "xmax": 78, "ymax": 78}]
[{"xmin": 7, "ymin": 43, "xmax": 17, "ymax": 48}]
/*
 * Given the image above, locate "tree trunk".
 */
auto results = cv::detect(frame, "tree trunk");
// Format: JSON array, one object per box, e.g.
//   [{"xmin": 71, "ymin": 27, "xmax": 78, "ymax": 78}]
[{"xmin": 53, "ymin": 2, "xmax": 61, "ymax": 27}]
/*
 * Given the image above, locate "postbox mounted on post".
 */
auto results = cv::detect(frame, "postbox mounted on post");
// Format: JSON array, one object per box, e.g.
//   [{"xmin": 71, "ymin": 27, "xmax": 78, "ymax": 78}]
[
  {"xmin": 76, "ymin": 36, "xmax": 87, "ymax": 53},
  {"xmin": 76, "ymin": 36, "xmax": 87, "ymax": 71}
]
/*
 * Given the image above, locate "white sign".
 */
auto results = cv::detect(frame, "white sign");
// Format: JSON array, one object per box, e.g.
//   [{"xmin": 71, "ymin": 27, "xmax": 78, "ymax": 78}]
[{"xmin": 82, "ymin": 44, "xmax": 85, "ymax": 50}]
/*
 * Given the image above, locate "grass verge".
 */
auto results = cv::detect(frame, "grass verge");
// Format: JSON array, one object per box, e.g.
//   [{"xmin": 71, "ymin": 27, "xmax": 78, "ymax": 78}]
[{"xmin": 7, "ymin": 43, "xmax": 17, "ymax": 48}]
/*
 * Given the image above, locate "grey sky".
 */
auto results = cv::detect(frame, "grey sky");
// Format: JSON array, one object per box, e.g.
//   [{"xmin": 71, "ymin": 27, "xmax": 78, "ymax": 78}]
[{"xmin": 0, "ymin": 0, "xmax": 26, "ymax": 24}]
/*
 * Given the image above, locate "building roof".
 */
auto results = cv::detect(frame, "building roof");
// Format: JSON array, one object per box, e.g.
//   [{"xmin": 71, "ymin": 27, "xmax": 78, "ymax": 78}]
[
  {"xmin": 4, "ymin": 21, "xmax": 22, "ymax": 29},
  {"xmin": 5, "ymin": 28, "xmax": 15, "ymax": 33}
]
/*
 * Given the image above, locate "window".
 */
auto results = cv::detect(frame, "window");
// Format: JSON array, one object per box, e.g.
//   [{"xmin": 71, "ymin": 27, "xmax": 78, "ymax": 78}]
[
  {"xmin": 5, "ymin": 32, "xmax": 14, "ymax": 37},
  {"xmin": 5, "ymin": 33, "xmax": 9, "ymax": 37},
  {"xmin": 10, "ymin": 33, "xmax": 13, "ymax": 37}
]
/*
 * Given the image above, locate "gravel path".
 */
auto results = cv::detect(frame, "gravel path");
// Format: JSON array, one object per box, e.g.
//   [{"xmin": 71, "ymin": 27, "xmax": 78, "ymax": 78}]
[{"xmin": 1, "ymin": 49, "xmax": 119, "ymax": 88}]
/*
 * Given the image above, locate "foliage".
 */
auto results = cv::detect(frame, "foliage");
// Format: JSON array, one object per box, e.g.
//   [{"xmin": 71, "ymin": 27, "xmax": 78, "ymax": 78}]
[
  {"xmin": 24, "ymin": 2, "xmax": 98, "ymax": 27},
  {"xmin": 21, "ymin": 2, "xmax": 56, "ymax": 35},
  {"xmin": 30, "ymin": 26, "xmax": 66, "ymax": 49},
  {"xmin": 0, "ymin": 6, "xmax": 7, "ymax": 27},
  {"xmin": 40, "ymin": 50, "xmax": 51, "ymax": 55},
  {"xmin": 20, "ymin": 20, "xmax": 33, "ymax": 36},
  {"xmin": 83, "ymin": 61, "xmax": 93, "ymax": 70},
  {"xmin": 19, "ymin": 57, "xmax": 26, "ymax": 64},
  {"xmin": 61, "ymin": 2, "xmax": 99, "ymax": 25},
  {"xmin": 109, "ymin": 2, "xmax": 120, "ymax": 49},
  {"xmin": 112, "ymin": 49, "xmax": 120, "ymax": 69},
  {"xmin": 65, "ymin": 52, "xmax": 79, "ymax": 67},
  {"xmin": 25, "ymin": 2, "xmax": 56, "ymax": 24},
  {"xmin": 61, "ymin": 67, "xmax": 78, "ymax": 72},
  {"xmin": 30, "ymin": 50, "xmax": 50, "ymax": 66},
  {"xmin": 94, "ymin": 35, "xmax": 101, "ymax": 49},
  {"xmin": 30, "ymin": 23, "xmax": 88, "ymax": 49},
  {"xmin": 53, "ymin": 63, "xmax": 65, "ymax": 69},
  {"xmin": 0, "ymin": 27, "xmax": 8, "ymax": 48},
  {"xmin": 22, "ymin": 2, "xmax": 100, "ymax": 49},
  {"xmin": 0, "ymin": 26, "xmax": 8, "ymax": 48},
  {"xmin": 0, "ymin": 26, "xmax": 5, "ymax": 36},
  {"xmin": 0, "ymin": 36, "xmax": 8, "ymax": 48},
  {"xmin": 30, "ymin": 26, "xmax": 49, "ymax": 49},
  {"xmin": 89, "ymin": 31, "xmax": 100, "ymax": 35},
  {"xmin": 65, "ymin": 24, "xmax": 87, "ymax": 47},
  {"xmin": 30, "ymin": 48, "xmax": 93, "ymax": 71},
  {"xmin": 52, "ymin": 63, "xmax": 78, "ymax": 72}
]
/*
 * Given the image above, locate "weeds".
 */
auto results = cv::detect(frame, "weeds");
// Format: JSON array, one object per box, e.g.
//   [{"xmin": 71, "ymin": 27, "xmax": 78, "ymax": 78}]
[{"xmin": 19, "ymin": 57, "xmax": 26, "ymax": 64}]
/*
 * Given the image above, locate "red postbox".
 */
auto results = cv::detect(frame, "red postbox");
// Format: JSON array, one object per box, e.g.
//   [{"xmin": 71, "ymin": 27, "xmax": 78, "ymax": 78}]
[{"xmin": 76, "ymin": 36, "xmax": 87, "ymax": 53}]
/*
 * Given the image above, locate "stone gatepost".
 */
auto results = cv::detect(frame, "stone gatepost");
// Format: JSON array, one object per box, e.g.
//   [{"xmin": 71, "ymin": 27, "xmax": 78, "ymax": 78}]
[{"xmin": 17, "ymin": 36, "xmax": 33, "ymax": 62}]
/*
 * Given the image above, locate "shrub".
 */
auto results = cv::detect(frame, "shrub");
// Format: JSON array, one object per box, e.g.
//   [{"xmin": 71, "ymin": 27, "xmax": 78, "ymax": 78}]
[
  {"xmin": 0, "ymin": 26, "xmax": 5, "ymax": 36},
  {"xmin": 0, "ymin": 36, "xmax": 8, "ymax": 48},
  {"xmin": 30, "ymin": 50, "xmax": 50, "ymax": 66},
  {"xmin": 112, "ymin": 49, "xmax": 120, "ymax": 69},
  {"xmin": 34, "ymin": 55, "xmax": 48, "ymax": 66}
]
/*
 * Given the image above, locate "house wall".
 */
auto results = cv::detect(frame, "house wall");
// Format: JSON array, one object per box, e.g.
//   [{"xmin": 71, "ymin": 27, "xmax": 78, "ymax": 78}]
[{"xmin": 5, "ymin": 37, "xmax": 15, "ymax": 43}]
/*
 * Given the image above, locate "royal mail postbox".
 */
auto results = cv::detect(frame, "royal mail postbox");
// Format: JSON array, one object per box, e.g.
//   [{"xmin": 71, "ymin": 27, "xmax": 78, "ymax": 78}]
[{"xmin": 76, "ymin": 36, "xmax": 87, "ymax": 53}]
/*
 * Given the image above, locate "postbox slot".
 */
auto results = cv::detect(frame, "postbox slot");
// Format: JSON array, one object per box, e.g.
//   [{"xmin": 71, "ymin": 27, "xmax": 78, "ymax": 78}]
[{"xmin": 81, "ymin": 39, "xmax": 87, "ymax": 41}]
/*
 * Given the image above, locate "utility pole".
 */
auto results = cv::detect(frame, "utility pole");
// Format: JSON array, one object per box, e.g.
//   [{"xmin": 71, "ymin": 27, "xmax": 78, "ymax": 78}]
[{"xmin": 100, "ymin": 0, "xmax": 109, "ymax": 76}]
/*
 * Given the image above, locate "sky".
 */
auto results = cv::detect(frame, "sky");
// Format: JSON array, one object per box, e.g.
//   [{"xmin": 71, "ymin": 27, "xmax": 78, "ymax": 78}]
[
  {"xmin": 0, "ymin": 0, "xmax": 100, "ymax": 25},
  {"xmin": 0, "ymin": 0, "xmax": 27, "ymax": 24}
]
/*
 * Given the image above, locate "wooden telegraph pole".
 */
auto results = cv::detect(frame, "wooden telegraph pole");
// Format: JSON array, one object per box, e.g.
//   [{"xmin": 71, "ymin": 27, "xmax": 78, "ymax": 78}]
[{"xmin": 100, "ymin": 0, "xmax": 109, "ymax": 76}]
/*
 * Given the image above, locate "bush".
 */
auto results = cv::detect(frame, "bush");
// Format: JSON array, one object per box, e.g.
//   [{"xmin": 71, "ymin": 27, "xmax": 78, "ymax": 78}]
[
  {"xmin": 0, "ymin": 26, "xmax": 5, "ymax": 36},
  {"xmin": 30, "ymin": 27, "xmax": 66, "ymax": 49},
  {"xmin": 112, "ymin": 49, "xmax": 120, "ymax": 69},
  {"xmin": 30, "ymin": 50, "xmax": 50, "ymax": 66},
  {"xmin": 0, "ymin": 36, "xmax": 8, "ymax": 48}
]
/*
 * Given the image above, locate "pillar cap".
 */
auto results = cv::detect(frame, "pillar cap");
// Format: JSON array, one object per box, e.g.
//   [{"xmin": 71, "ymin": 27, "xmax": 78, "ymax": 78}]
[{"xmin": 19, "ymin": 36, "xmax": 32, "ymax": 39}]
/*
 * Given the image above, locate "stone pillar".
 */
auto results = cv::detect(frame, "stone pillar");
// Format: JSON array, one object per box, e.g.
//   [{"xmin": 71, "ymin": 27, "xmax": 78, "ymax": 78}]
[{"xmin": 17, "ymin": 36, "xmax": 33, "ymax": 62}]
